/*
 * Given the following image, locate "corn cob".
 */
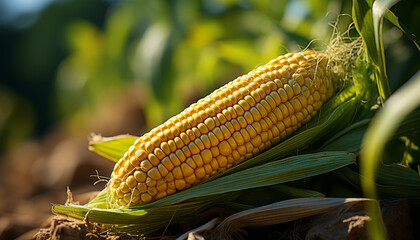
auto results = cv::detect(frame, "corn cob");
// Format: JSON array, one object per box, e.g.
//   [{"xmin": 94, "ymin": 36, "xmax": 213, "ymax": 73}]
[{"xmin": 109, "ymin": 50, "xmax": 335, "ymax": 206}]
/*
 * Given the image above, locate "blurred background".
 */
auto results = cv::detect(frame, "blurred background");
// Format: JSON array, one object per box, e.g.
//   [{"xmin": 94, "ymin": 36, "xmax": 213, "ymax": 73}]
[{"xmin": 0, "ymin": 0, "xmax": 419, "ymax": 239}]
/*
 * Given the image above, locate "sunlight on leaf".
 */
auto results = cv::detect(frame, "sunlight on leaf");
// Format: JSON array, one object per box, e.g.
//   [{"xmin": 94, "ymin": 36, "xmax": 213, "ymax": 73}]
[{"xmin": 89, "ymin": 134, "xmax": 138, "ymax": 162}]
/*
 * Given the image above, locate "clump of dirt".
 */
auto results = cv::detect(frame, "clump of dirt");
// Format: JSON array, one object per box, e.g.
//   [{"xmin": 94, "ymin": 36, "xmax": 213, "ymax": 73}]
[
  {"xmin": 306, "ymin": 199, "xmax": 413, "ymax": 240},
  {"xmin": 33, "ymin": 217, "xmax": 138, "ymax": 240}
]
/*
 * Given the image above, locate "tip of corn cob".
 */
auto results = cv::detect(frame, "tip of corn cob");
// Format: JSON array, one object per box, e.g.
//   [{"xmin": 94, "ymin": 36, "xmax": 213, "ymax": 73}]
[{"xmin": 107, "ymin": 50, "xmax": 340, "ymax": 207}]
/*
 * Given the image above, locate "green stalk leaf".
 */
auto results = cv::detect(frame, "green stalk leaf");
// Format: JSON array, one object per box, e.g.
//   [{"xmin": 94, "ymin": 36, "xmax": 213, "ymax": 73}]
[
  {"xmin": 353, "ymin": 0, "xmax": 392, "ymax": 103},
  {"xmin": 361, "ymin": 70, "xmax": 420, "ymax": 240},
  {"xmin": 353, "ymin": 0, "xmax": 378, "ymax": 66}
]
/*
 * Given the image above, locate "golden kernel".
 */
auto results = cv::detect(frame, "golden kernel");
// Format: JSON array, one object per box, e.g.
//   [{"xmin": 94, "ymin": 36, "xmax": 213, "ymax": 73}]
[
  {"xmin": 167, "ymin": 187, "xmax": 176, "ymax": 195},
  {"xmin": 285, "ymin": 101, "xmax": 295, "ymax": 115},
  {"xmin": 233, "ymin": 132, "xmax": 245, "ymax": 145},
  {"xmin": 227, "ymin": 107, "xmax": 237, "ymax": 120},
  {"xmin": 195, "ymin": 167, "xmax": 206, "ymax": 179},
  {"xmin": 230, "ymin": 119, "xmax": 241, "ymax": 131},
  {"xmin": 181, "ymin": 146, "xmax": 191, "ymax": 158},
  {"xmin": 119, "ymin": 182, "xmax": 130, "ymax": 194},
  {"xmin": 168, "ymin": 140, "xmax": 177, "ymax": 152},
  {"xmin": 161, "ymin": 156, "xmax": 175, "ymax": 171},
  {"xmin": 220, "ymin": 125, "xmax": 231, "ymax": 139},
  {"xmin": 170, "ymin": 152, "xmax": 182, "ymax": 166},
  {"xmin": 135, "ymin": 150, "xmax": 148, "ymax": 160},
  {"xmin": 148, "ymin": 153, "xmax": 160, "ymax": 166},
  {"xmin": 148, "ymin": 187, "xmax": 158, "ymax": 196},
  {"xmin": 155, "ymin": 191, "xmax": 167, "ymax": 200},
  {"xmin": 210, "ymin": 146, "xmax": 220, "ymax": 157},
  {"xmin": 185, "ymin": 174, "xmax": 197, "ymax": 184},
  {"xmin": 154, "ymin": 148, "xmax": 166, "ymax": 160},
  {"xmin": 173, "ymin": 166, "xmax": 183, "ymax": 179},
  {"xmin": 147, "ymin": 167, "xmax": 162, "ymax": 180},
  {"xmin": 174, "ymin": 137, "xmax": 184, "ymax": 149},
  {"xmin": 212, "ymin": 127, "xmax": 224, "ymax": 141},
  {"xmin": 175, "ymin": 179, "xmax": 187, "ymax": 190},
  {"xmin": 244, "ymin": 95, "xmax": 256, "ymax": 107},
  {"xmin": 210, "ymin": 158, "xmax": 220, "ymax": 170},
  {"xmin": 151, "ymin": 137, "xmax": 161, "ymax": 148},
  {"xmin": 140, "ymin": 159, "xmax": 153, "ymax": 172},
  {"xmin": 124, "ymin": 160, "xmax": 134, "ymax": 172},
  {"xmin": 165, "ymin": 172, "xmax": 175, "ymax": 182},
  {"xmin": 191, "ymin": 127, "xmax": 200, "ymax": 138},
  {"xmin": 250, "ymin": 107, "xmax": 262, "ymax": 121},
  {"xmin": 204, "ymin": 118, "xmax": 215, "ymax": 130},
  {"xmin": 160, "ymin": 142, "xmax": 170, "ymax": 155},
  {"xmin": 186, "ymin": 129, "xmax": 195, "ymax": 141},
  {"xmin": 141, "ymin": 193, "xmax": 153, "ymax": 203},
  {"xmin": 188, "ymin": 142, "xmax": 200, "ymax": 154},
  {"xmin": 126, "ymin": 175, "xmax": 137, "ymax": 188},
  {"xmin": 204, "ymin": 164, "xmax": 213, "ymax": 174},
  {"xmin": 243, "ymin": 111, "xmax": 254, "ymax": 124},
  {"xmin": 198, "ymin": 123, "xmax": 209, "ymax": 134},
  {"xmin": 130, "ymin": 156, "xmax": 140, "ymax": 167},
  {"xmin": 255, "ymin": 103, "xmax": 268, "ymax": 118},
  {"xmin": 237, "ymin": 116, "xmax": 247, "ymax": 128},
  {"xmin": 194, "ymin": 138, "xmax": 205, "ymax": 150},
  {"xmin": 290, "ymin": 97, "xmax": 302, "ymax": 112},
  {"xmin": 181, "ymin": 163, "xmax": 194, "ymax": 177},
  {"xmin": 158, "ymin": 164, "xmax": 169, "ymax": 177},
  {"xmin": 219, "ymin": 140, "xmax": 232, "ymax": 156}
]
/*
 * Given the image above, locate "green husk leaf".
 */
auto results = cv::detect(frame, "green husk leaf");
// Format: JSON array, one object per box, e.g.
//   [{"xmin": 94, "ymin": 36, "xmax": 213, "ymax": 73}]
[
  {"xmin": 54, "ymin": 151, "xmax": 355, "ymax": 234},
  {"xmin": 88, "ymin": 134, "xmax": 138, "ymax": 162},
  {"xmin": 229, "ymin": 184, "xmax": 325, "ymax": 209},
  {"xmin": 129, "ymin": 151, "xmax": 356, "ymax": 209}
]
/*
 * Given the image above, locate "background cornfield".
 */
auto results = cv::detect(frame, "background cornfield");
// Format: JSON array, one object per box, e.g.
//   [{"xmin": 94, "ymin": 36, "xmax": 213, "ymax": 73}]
[{"xmin": 0, "ymin": 0, "xmax": 419, "ymax": 239}]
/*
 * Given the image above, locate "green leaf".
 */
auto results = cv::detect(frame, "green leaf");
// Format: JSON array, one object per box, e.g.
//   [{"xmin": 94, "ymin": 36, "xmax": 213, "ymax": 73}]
[
  {"xmin": 216, "ymin": 198, "xmax": 377, "ymax": 234},
  {"xmin": 362, "ymin": 72, "xmax": 420, "ymax": 192},
  {"xmin": 336, "ymin": 164, "xmax": 420, "ymax": 200},
  {"xmin": 88, "ymin": 134, "xmax": 138, "ymax": 162}
]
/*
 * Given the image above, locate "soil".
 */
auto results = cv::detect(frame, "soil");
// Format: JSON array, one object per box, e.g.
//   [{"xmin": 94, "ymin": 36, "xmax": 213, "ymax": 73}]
[{"xmin": 0, "ymin": 88, "xmax": 147, "ymax": 240}]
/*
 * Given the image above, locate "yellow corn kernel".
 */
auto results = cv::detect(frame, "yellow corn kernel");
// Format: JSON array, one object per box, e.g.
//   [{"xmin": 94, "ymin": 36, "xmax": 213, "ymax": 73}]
[{"xmin": 109, "ymin": 50, "xmax": 336, "ymax": 206}]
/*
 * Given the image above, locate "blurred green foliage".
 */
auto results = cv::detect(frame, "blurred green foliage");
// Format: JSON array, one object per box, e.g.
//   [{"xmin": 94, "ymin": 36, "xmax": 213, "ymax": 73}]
[{"xmin": 0, "ymin": 0, "xmax": 418, "ymax": 153}]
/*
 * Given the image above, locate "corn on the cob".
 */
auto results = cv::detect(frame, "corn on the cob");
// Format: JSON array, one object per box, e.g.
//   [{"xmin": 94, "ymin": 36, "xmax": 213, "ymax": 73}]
[{"xmin": 109, "ymin": 50, "xmax": 335, "ymax": 206}]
